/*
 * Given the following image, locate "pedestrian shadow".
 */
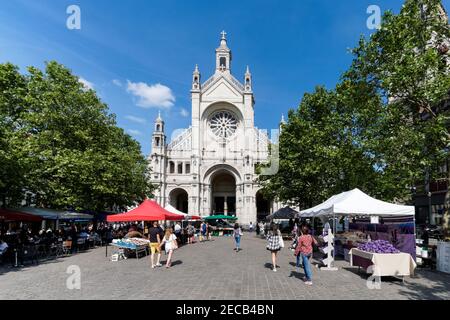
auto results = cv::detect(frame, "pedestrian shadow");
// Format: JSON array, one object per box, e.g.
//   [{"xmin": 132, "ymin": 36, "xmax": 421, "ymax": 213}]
[
  {"xmin": 289, "ymin": 270, "xmax": 305, "ymax": 280},
  {"xmin": 170, "ymin": 260, "xmax": 183, "ymax": 267},
  {"xmin": 264, "ymin": 263, "xmax": 281, "ymax": 269}
]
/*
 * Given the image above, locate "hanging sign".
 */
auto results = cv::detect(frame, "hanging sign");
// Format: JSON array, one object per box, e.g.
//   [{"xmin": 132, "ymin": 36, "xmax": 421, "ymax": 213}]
[{"xmin": 370, "ymin": 216, "xmax": 380, "ymax": 224}]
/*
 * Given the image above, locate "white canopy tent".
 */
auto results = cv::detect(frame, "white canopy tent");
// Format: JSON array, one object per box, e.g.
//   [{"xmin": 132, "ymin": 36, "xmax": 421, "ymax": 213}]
[
  {"xmin": 165, "ymin": 204, "xmax": 187, "ymax": 216},
  {"xmin": 300, "ymin": 188, "xmax": 414, "ymax": 218},
  {"xmin": 299, "ymin": 189, "xmax": 415, "ymax": 269}
]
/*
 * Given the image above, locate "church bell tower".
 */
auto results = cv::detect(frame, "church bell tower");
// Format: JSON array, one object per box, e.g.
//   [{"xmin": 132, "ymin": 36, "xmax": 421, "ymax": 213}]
[{"xmin": 216, "ymin": 31, "xmax": 232, "ymax": 73}]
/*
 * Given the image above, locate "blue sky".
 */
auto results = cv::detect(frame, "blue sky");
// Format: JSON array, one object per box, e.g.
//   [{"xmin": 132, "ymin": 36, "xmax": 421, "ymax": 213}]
[{"xmin": 1, "ymin": 0, "xmax": 449, "ymax": 155}]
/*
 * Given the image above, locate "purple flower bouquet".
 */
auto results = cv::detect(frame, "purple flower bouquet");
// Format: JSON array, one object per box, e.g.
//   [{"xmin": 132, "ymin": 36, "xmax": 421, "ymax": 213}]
[{"xmin": 357, "ymin": 240, "xmax": 400, "ymax": 254}]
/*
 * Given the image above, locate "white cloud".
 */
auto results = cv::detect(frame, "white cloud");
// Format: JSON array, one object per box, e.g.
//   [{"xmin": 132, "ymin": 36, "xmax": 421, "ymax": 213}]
[
  {"xmin": 112, "ymin": 79, "xmax": 122, "ymax": 87},
  {"xmin": 180, "ymin": 108, "xmax": 189, "ymax": 117},
  {"xmin": 79, "ymin": 77, "xmax": 94, "ymax": 90},
  {"xmin": 126, "ymin": 80, "xmax": 175, "ymax": 109},
  {"xmin": 125, "ymin": 115, "xmax": 146, "ymax": 124},
  {"xmin": 127, "ymin": 129, "xmax": 142, "ymax": 136}
]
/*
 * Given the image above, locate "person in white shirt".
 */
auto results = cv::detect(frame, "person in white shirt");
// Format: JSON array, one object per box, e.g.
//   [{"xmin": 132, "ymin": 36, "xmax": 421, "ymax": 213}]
[
  {"xmin": 174, "ymin": 222, "xmax": 181, "ymax": 234},
  {"xmin": 159, "ymin": 228, "xmax": 178, "ymax": 268},
  {"xmin": 174, "ymin": 222, "xmax": 182, "ymax": 245}
]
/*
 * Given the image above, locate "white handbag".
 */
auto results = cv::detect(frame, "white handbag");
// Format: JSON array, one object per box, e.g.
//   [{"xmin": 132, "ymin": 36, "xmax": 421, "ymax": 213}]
[{"xmin": 279, "ymin": 236, "xmax": 285, "ymax": 248}]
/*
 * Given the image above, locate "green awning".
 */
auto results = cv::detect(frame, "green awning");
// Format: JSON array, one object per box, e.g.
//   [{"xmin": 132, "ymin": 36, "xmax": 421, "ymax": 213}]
[{"xmin": 204, "ymin": 215, "xmax": 238, "ymax": 220}]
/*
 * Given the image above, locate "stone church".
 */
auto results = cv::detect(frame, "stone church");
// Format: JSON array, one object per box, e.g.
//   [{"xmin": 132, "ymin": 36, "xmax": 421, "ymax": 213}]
[{"xmin": 149, "ymin": 32, "xmax": 280, "ymax": 225}]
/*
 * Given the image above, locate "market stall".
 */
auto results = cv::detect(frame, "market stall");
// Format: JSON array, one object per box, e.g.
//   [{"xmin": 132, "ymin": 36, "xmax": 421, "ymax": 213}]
[
  {"xmin": 165, "ymin": 204, "xmax": 201, "ymax": 221},
  {"xmin": 204, "ymin": 215, "xmax": 237, "ymax": 236},
  {"xmin": 106, "ymin": 200, "xmax": 184, "ymax": 260},
  {"xmin": 350, "ymin": 247, "xmax": 416, "ymax": 278},
  {"xmin": 9, "ymin": 207, "xmax": 93, "ymax": 230},
  {"xmin": 111, "ymin": 238, "xmax": 150, "ymax": 260},
  {"xmin": 299, "ymin": 188, "xmax": 416, "ymax": 276},
  {"xmin": 106, "ymin": 199, "xmax": 184, "ymax": 222},
  {"xmin": 0, "ymin": 208, "xmax": 43, "ymax": 235},
  {"xmin": 266, "ymin": 207, "xmax": 298, "ymax": 221}
]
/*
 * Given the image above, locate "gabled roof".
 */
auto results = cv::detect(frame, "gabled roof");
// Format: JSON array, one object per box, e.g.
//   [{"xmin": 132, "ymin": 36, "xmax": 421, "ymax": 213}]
[{"xmin": 201, "ymin": 73, "xmax": 244, "ymax": 95}]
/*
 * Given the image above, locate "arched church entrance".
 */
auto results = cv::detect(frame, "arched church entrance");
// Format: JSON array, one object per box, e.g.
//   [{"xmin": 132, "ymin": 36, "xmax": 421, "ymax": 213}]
[
  {"xmin": 256, "ymin": 190, "xmax": 271, "ymax": 221},
  {"xmin": 169, "ymin": 188, "xmax": 189, "ymax": 213},
  {"xmin": 211, "ymin": 171, "xmax": 236, "ymax": 216}
]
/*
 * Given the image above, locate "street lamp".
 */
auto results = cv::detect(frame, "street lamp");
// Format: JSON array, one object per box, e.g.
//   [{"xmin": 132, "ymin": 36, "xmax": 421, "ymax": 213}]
[{"xmin": 428, "ymin": 191, "xmax": 432, "ymax": 225}]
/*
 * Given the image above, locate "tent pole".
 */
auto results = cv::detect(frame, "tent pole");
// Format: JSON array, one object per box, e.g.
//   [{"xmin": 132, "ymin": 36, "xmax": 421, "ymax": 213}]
[{"xmin": 333, "ymin": 212, "xmax": 336, "ymax": 264}]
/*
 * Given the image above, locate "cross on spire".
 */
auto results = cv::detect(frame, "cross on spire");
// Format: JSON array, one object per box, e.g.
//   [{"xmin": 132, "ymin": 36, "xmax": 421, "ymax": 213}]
[{"xmin": 221, "ymin": 30, "xmax": 227, "ymax": 40}]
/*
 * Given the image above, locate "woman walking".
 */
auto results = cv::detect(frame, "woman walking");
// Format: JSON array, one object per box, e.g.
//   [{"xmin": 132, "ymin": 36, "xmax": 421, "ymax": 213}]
[
  {"xmin": 266, "ymin": 224, "xmax": 282, "ymax": 272},
  {"xmin": 159, "ymin": 228, "xmax": 178, "ymax": 268},
  {"xmin": 233, "ymin": 223, "xmax": 243, "ymax": 252},
  {"xmin": 295, "ymin": 224, "xmax": 317, "ymax": 285}
]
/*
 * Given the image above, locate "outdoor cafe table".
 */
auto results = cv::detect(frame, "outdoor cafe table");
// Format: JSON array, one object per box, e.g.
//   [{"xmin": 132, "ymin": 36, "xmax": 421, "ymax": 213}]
[{"xmin": 349, "ymin": 248, "xmax": 416, "ymax": 278}]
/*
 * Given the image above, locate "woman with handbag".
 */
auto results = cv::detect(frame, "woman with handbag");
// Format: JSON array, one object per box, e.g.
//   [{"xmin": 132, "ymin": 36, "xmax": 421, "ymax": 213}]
[
  {"xmin": 159, "ymin": 228, "xmax": 178, "ymax": 268},
  {"xmin": 266, "ymin": 224, "xmax": 283, "ymax": 272},
  {"xmin": 295, "ymin": 224, "xmax": 317, "ymax": 285}
]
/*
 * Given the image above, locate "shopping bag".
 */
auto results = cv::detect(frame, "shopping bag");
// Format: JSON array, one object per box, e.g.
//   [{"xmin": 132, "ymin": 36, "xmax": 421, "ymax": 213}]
[{"xmin": 279, "ymin": 236, "xmax": 285, "ymax": 248}]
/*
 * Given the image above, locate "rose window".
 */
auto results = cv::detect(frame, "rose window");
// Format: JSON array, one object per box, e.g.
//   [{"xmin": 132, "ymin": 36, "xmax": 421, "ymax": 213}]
[{"xmin": 209, "ymin": 111, "xmax": 238, "ymax": 138}]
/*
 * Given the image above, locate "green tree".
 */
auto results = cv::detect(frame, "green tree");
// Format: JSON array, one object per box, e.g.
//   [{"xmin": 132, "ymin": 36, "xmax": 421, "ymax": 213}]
[
  {"xmin": 260, "ymin": 0, "xmax": 450, "ymax": 230},
  {"xmin": 0, "ymin": 63, "xmax": 28, "ymax": 205},
  {"xmin": 259, "ymin": 86, "xmax": 380, "ymax": 208},
  {"xmin": 345, "ymin": 0, "xmax": 450, "ymax": 232},
  {"xmin": 0, "ymin": 61, "xmax": 154, "ymax": 212}
]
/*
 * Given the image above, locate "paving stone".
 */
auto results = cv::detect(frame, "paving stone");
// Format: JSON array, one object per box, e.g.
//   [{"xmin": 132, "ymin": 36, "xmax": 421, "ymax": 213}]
[{"xmin": 0, "ymin": 235, "xmax": 449, "ymax": 299}]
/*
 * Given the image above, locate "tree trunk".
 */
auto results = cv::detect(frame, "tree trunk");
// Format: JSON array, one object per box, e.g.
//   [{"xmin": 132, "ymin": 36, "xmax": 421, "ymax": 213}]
[{"xmin": 443, "ymin": 169, "xmax": 450, "ymax": 240}]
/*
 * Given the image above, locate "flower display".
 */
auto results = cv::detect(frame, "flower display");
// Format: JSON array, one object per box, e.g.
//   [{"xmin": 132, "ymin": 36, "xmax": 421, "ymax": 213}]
[{"xmin": 357, "ymin": 240, "xmax": 400, "ymax": 254}]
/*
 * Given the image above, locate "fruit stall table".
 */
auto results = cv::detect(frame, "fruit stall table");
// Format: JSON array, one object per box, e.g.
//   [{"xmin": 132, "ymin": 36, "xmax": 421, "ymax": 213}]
[
  {"xmin": 111, "ymin": 238, "xmax": 149, "ymax": 260},
  {"xmin": 349, "ymin": 248, "xmax": 416, "ymax": 279}
]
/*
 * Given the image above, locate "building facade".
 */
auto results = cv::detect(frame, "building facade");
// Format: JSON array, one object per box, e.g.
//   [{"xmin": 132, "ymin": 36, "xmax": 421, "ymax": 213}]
[{"xmin": 149, "ymin": 32, "xmax": 279, "ymax": 225}]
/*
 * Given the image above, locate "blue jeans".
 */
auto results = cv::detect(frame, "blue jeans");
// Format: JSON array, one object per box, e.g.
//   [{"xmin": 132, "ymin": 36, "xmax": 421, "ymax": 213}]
[
  {"xmin": 296, "ymin": 254, "xmax": 303, "ymax": 268},
  {"xmin": 301, "ymin": 253, "xmax": 312, "ymax": 281},
  {"xmin": 235, "ymin": 236, "xmax": 241, "ymax": 249}
]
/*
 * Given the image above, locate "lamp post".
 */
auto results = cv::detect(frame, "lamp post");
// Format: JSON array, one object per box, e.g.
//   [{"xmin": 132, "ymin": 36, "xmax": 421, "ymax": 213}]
[{"xmin": 428, "ymin": 191, "xmax": 432, "ymax": 225}]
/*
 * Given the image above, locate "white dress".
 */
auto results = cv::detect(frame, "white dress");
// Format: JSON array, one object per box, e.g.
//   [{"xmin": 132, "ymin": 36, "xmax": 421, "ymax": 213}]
[{"xmin": 161, "ymin": 234, "xmax": 177, "ymax": 252}]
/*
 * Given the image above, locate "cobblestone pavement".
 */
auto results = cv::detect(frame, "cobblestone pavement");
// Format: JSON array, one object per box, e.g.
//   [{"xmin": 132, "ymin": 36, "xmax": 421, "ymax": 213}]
[{"xmin": 1, "ymin": 235, "xmax": 449, "ymax": 300}]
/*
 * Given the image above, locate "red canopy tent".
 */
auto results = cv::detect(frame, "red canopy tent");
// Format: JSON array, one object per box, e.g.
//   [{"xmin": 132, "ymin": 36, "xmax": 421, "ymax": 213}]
[
  {"xmin": 0, "ymin": 208, "xmax": 43, "ymax": 222},
  {"xmin": 106, "ymin": 199, "xmax": 184, "ymax": 222}
]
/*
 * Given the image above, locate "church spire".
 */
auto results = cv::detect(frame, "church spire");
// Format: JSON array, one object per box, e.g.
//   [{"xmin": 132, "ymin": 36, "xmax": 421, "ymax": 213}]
[
  {"xmin": 244, "ymin": 65, "xmax": 252, "ymax": 92},
  {"xmin": 216, "ymin": 30, "xmax": 232, "ymax": 73},
  {"xmin": 279, "ymin": 114, "xmax": 286, "ymax": 133},
  {"xmin": 192, "ymin": 64, "xmax": 201, "ymax": 91},
  {"xmin": 156, "ymin": 110, "xmax": 163, "ymax": 123}
]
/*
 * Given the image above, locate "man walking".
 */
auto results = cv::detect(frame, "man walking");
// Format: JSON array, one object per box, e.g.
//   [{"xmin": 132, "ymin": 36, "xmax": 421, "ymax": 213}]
[
  {"xmin": 200, "ymin": 221, "xmax": 207, "ymax": 242},
  {"xmin": 148, "ymin": 221, "xmax": 162, "ymax": 268}
]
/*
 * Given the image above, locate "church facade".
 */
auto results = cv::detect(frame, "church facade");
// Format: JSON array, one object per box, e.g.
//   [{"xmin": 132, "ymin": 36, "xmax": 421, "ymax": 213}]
[{"xmin": 149, "ymin": 32, "xmax": 279, "ymax": 225}]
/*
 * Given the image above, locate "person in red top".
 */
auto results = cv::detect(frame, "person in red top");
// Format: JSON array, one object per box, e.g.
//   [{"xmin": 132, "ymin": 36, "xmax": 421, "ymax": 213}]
[{"xmin": 294, "ymin": 224, "xmax": 317, "ymax": 285}]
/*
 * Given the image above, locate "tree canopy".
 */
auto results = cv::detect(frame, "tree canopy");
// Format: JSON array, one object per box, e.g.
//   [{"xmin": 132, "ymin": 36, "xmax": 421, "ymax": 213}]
[
  {"xmin": 259, "ymin": 0, "xmax": 450, "ymax": 232},
  {"xmin": 0, "ymin": 61, "xmax": 153, "ymax": 212}
]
